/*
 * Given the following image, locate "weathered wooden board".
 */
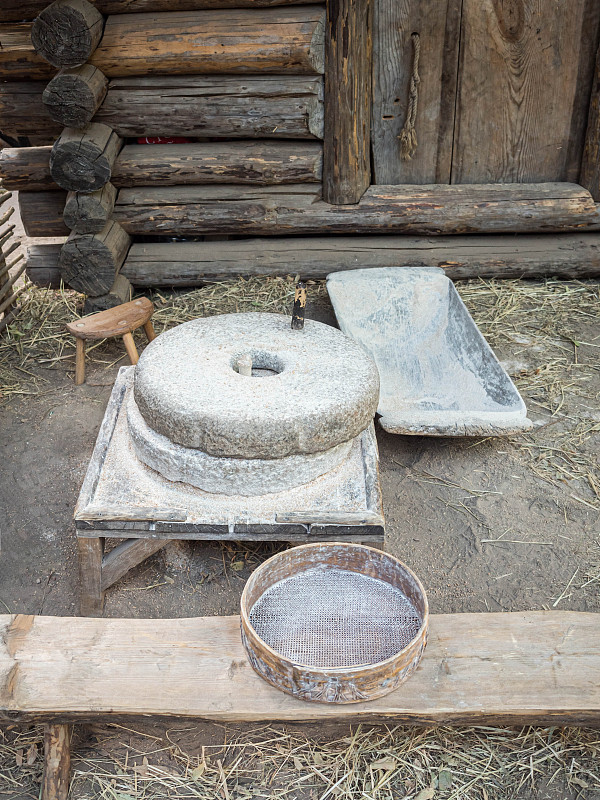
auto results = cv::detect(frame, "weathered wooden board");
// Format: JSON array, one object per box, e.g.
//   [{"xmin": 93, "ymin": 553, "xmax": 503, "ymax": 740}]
[
  {"xmin": 0, "ymin": 23, "xmax": 56, "ymax": 81},
  {"xmin": 1, "ymin": 612, "xmax": 599, "ymax": 725},
  {"xmin": 372, "ymin": 0, "xmax": 461, "ymax": 184},
  {"xmin": 2, "ymin": 0, "xmax": 309, "ymax": 21},
  {"xmin": 120, "ymin": 233, "xmax": 600, "ymax": 285},
  {"xmin": 88, "ymin": 7, "xmax": 325, "ymax": 77},
  {"xmin": 0, "ymin": 82, "xmax": 62, "ymax": 140},
  {"xmin": 94, "ymin": 76, "xmax": 324, "ymax": 139},
  {"xmin": 113, "ymin": 183, "xmax": 600, "ymax": 236},
  {"xmin": 452, "ymin": 0, "xmax": 600, "ymax": 183},
  {"xmin": 0, "ymin": 141, "xmax": 322, "ymax": 192}
]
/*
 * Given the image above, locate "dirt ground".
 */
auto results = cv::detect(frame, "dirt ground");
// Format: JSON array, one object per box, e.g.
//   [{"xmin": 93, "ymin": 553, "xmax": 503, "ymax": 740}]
[{"xmin": 0, "ymin": 274, "xmax": 599, "ymax": 799}]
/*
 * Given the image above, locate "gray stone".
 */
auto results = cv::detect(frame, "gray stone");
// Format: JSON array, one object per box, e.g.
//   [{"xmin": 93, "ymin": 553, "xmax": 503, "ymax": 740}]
[
  {"xmin": 134, "ymin": 312, "xmax": 379, "ymax": 459},
  {"xmin": 327, "ymin": 268, "xmax": 532, "ymax": 437},
  {"xmin": 127, "ymin": 393, "xmax": 352, "ymax": 495},
  {"xmin": 75, "ymin": 367, "xmax": 384, "ymax": 534}
]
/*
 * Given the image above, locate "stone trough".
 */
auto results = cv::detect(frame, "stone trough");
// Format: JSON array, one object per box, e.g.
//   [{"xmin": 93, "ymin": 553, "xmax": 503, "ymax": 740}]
[{"xmin": 327, "ymin": 267, "xmax": 532, "ymax": 436}]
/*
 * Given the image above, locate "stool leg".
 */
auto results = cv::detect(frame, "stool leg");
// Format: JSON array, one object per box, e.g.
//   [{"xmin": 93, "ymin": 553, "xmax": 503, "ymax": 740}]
[
  {"xmin": 122, "ymin": 331, "xmax": 139, "ymax": 365},
  {"xmin": 75, "ymin": 338, "xmax": 85, "ymax": 385},
  {"xmin": 143, "ymin": 320, "xmax": 157, "ymax": 342}
]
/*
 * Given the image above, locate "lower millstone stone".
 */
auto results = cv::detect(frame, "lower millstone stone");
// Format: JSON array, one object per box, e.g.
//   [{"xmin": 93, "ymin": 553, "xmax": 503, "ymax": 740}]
[{"xmin": 127, "ymin": 394, "xmax": 353, "ymax": 496}]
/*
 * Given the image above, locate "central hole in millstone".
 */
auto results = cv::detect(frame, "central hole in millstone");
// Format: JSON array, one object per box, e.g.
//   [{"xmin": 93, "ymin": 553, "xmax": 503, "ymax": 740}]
[{"xmin": 234, "ymin": 351, "xmax": 284, "ymax": 378}]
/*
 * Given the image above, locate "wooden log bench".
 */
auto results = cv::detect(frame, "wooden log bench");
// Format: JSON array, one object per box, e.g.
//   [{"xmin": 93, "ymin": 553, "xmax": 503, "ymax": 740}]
[{"xmin": 1, "ymin": 611, "xmax": 599, "ymax": 799}]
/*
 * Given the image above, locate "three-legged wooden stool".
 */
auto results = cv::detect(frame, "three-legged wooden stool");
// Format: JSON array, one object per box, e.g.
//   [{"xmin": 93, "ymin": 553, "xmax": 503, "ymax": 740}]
[{"xmin": 66, "ymin": 297, "xmax": 156, "ymax": 385}]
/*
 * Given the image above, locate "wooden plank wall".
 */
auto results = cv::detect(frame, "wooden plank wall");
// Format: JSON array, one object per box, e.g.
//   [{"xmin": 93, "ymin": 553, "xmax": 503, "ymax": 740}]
[
  {"xmin": 371, "ymin": 0, "xmax": 461, "ymax": 184},
  {"xmin": 372, "ymin": 0, "xmax": 600, "ymax": 185},
  {"xmin": 452, "ymin": 0, "xmax": 600, "ymax": 184}
]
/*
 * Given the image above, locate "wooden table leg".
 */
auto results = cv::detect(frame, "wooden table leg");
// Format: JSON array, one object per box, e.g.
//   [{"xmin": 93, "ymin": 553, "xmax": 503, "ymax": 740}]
[
  {"xmin": 42, "ymin": 723, "xmax": 71, "ymax": 800},
  {"xmin": 78, "ymin": 537, "xmax": 104, "ymax": 616},
  {"xmin": 143, "ymin": 320, "xmax": 157, "ymax": 342},
  {"xmin": 75, "ymin": 338, "xmax": 85, "ymax": 385},
  {"xmin": 122, "ymin": 331, "xmax": 139, "ymax": 364}
]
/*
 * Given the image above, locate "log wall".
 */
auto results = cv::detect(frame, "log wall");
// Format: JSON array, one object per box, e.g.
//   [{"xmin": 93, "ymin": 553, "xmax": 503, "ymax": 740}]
[{"xmin": 7, "ymin": 0, "xmax": 600, "ymax": 301}]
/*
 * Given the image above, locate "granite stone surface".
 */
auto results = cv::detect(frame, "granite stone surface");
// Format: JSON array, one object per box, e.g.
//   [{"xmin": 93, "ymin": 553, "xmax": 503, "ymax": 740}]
[
  {"xmin": 133, "ymin": 312, "xmax": 380, "ymax": 459},
  {"xmin": 127, "ymin": 392, "xmax": 353, "ymax": 495}
]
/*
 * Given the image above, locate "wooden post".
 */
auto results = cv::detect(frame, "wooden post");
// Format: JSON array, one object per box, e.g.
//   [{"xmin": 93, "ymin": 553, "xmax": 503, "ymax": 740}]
[
  {"xmin": 59, "ymin": 220, "xmax": 131, "ymax": 296},
  {"xmin": 323, "ymin": 0, "xmax": 372, "ymax": 204},
  {"xmin": 31, "ymin": 0, "xmax": 105, "ymax": 69},
  {"xmin": 42, "ymin": 723, "xmax": 72, "ymax": 800},
  {"xmin": 63, "ymin": 183, "xmax": 117, "ymax": 234},
  {"xmin": 78, "ymin": 536, "xmax": 104, "ymax": 615},
  {"xmin": 50, "ymin": 123, "xmax": 122, "ymax": 193},
  {"xmin": 43, "ymin": 64, "xmax": 108, "ymax": 128},
  {"xmin": 291, "ymin": 280, "xmax": 306, "ymax": 329}
]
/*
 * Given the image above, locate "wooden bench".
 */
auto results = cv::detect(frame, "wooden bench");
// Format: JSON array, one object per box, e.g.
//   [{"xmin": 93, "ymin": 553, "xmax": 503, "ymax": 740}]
[
  {"xmin": 1, "ymin": 611, "xmax": 599, "ymax": 799},
  {"xmin": 65, "ymin": 297, "xmax": 155, "ymax": 385}
]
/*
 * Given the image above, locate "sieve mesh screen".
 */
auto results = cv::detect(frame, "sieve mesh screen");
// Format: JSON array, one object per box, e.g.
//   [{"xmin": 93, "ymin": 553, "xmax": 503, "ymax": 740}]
[{"xmin": 248, "ymin": 567, "xmax": 422, "ymax": 669}]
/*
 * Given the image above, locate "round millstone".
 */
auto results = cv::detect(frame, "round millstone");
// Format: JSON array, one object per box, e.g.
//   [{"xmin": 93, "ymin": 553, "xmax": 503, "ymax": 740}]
[
  {"xmin": 127, "ymin": 393, "xmax": 353, "ymax": 495},
  {"xmin": 133, "ymin": 312, "xmax": 379, "ymax": 459}
]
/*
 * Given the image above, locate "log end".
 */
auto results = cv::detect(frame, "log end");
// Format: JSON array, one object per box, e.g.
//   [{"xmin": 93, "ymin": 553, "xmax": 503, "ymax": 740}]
[
  {"xmin": 50, "ymin": 124, "xmax": 119, "ymax": 193},
  {"xmin": 43, "ymin": 66, "xmax": 108, "ymax": 129},
  {"xmin": 31, "ymin": 0, "xmax": 105, "ymax": 69}
]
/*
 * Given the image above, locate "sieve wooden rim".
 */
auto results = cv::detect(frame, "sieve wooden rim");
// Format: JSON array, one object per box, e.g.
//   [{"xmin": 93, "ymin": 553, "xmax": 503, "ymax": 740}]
[{"xmin": 240, "ymin": 542, "xmax": 429, "ymax": 675}]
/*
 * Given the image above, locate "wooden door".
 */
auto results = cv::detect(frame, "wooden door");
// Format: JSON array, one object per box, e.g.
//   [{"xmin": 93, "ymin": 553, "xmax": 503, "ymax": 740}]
[{"xmin": 372, "ymin": 0, "xmax": 600, "ymax": 185}]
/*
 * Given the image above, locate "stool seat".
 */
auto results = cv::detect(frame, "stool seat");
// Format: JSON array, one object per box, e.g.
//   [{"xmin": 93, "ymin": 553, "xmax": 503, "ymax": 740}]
[
  {"xmin": 66, "ymin": 297, "xmax": 156, "ymax": 385},
  {"xmin": 66, "ymin": 298, "xmax": 154, "ymax": 340}
]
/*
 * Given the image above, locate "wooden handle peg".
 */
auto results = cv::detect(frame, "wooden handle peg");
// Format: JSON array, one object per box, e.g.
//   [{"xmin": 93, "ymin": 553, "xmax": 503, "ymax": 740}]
[{"xmin": 291, "ymin": 280, "xmax": 306, "ymax": 330}]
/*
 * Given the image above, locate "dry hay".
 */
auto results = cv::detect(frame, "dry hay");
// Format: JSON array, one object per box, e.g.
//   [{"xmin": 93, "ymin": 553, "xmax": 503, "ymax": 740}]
[
  {"xmin": 1, "ymin": 276, "xmax": 598, "ymax": 507},
  {"xmin": 1, "ymin": 722, "xmax": 600, "ymax": 800},
  {"xmin": 457, "ymin": 279, "xmax": 600, "ymax": 509},
  {"xmin": 0, "ymin": 276, "xmax": 303, "ymax": 404}
]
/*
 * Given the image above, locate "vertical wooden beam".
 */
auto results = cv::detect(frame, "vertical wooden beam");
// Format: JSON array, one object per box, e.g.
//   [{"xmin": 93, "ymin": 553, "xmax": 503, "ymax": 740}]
[
  {"xmin": 581, "ymin": 39, "xmax": 600, "ymax": 200},
  {"xmin": 78, "ymin": 536, "xmax": 104, "ymax": 616},
  {"xmin": 323, "ymin": 0, "xmax": 372, "ymax": 204},
  {"xmin": 42, "ymin": 724, "xmax": 71, "ymax": 800}
]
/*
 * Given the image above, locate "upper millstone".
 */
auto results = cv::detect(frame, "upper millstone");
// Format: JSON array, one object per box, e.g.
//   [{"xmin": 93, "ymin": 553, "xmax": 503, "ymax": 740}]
[{"xmin": 132, "ymin": 312, "xmax": 380, "ymax": 459}]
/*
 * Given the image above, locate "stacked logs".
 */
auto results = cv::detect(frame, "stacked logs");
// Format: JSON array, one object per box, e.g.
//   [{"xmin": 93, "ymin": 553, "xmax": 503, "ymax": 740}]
[
  {"xmin": 2, "ymin": 0, "xmax": 600, "ymax": 299},
  {"xmin": 2, "ymin": 0, "xmax": 329, "ymax": 308}
]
